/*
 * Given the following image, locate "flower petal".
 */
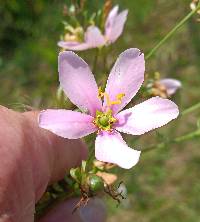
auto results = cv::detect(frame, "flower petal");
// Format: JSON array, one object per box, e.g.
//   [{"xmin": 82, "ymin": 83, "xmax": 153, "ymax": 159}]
[
  {"xmin": 105, "ymin": 6, "xmax": 128, "ymax": 43},
  {"xmin": 106, "ymin": 5, "xmax": 119, "ymax": 24},
  {"xmin": 104, "ymin": 48, "xmax": 145, "ymax": 114},
  {"xmin": 59, "ymin": 51, "xmax": 102, "ymax": 116},
  {"xmin": 159, "ymin": 78, "xmax": 182, "ymax": 96},
  {"xmin": 58, "ymin": 41, "xmax": 91, "ymax": 51},
  {"xmin": 85, "ymin": 26, "xmax": 105, "ymax": 48},
  {"xmin": 58, "ymin": 26, "xmax": 105, "ymax": 51},
  {"xmin": 95, "ymin": 131, "xmax": 141, "ymax": 169},
  {"xmin": 105, "ymin": 5, "xmax": 119, "ymax": 37},
  {"xmin": 115, "ymin": 97, "xmax": 179, "ymax": 135},
  {"xmin": 39, "ymin": 109, "xmax": 97, "ymax": 139}
]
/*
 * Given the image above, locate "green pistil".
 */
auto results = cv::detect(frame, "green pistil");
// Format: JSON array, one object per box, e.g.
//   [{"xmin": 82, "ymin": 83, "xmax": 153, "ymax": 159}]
[
  {"xmin": 99, "ymin": 115, "xmax": 109, "ymax": 127},
  {"xmin": 93, "ymin": 110, "xmax": 117, "ymax": 131}
]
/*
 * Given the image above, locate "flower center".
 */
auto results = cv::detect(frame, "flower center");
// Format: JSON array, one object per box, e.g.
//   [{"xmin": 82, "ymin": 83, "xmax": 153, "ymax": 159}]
[
  {"xmin": 93, "ymin": 110, "xmax": 117, "ymax": 131},
  {"xmin": 99, "ymin": 115, "xmax": 109, "ymax": 127},
  {"xmin": 93, "ymin": 88, "xmax": 125, "ymax": 131},
  {"xmin": 152, "ymin": 81, "xmax": 168, "ymax": 98},
  {"xmin": 64, "ymin": 26, "xmax": 84, "ymax": 42}
]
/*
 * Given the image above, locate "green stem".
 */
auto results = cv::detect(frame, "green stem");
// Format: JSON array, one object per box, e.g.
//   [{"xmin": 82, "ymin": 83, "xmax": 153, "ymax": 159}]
[
  {"xmin": 88, "ymin": 146, "xmax": 95, "ymax": 161},
  {"xmin": 181, "ymin": 102, "xmax": 200, "ymax": 116},
  {"xmin": 143, "ymin": 129, "xmax": 200, "ymax": 153},
  {"xmin": 145, "ymin": 4, "xmax": 200, "ymax": 60},
  {"xmin": 93, "ymin": 48, "xmax": 100, "ymax": 73},
  {"xmin": 102, "ymin": 46, "xmax": 108, "ymax": 76},
  {"xmin": 87, "ymin": 146, "xmax": 95, "ymax": 170}
]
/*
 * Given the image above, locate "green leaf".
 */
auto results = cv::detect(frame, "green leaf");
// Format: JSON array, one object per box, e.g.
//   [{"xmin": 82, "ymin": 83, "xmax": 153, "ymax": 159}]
[
  {"xmin": 81, "ymin": 160, "xmax": 87, "ymax": 172},
  {"xmin": 70, "ymin": 168, "xmax": 81, "ymax": 182}
]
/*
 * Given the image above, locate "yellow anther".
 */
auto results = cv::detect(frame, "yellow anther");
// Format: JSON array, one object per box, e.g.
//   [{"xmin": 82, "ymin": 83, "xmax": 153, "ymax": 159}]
[
  {"xmin": 98, "ymin": 87, "xmax": 125, "ymax": 108},
  {"xmin": 117, "ymin": 93, "xmax": 125, "ymax": 100},
  {"xmin": 93, "ymin": 109, "xmax": 117, "ymax": 132},
  {"xmin": 104, "ymin": 92, "xmax": 111, "ymax": 106},
  {"xmin": 98, "ymin": 87, "xmax": 112, "ymax": 106},
  {"xmin": 110, "ymin": 93, "xmax": 125, "ymax": 105},
  {"xmin": 110, "ymin": 117, "xmax": 117, "ymax": 124},
  {"xmin": 64, "ymin": 33, "xmax": 78, "ymax": 42},
  {"xmin": 110, "ymin": 100, "xmax": 121, "ymax": 105},
  {"xmin": 98, "ymin": 87, "xmax": 104, "ymax": 99},
  {"xmin": 64, "ymin": 26, "xmax": 84, "ymax": 42}
]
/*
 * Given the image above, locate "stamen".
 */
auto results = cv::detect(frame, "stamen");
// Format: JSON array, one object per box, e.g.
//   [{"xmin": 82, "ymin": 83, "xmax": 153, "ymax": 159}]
[
  {"xmin": 98, "ymin": 87, "xmax": 125, "ymax": 108},
  {"xmin": 98, "ymin": 87, "xmax": 104, "ymax": 99},
  {"xmin": 64, "ymin": 26, "xmax": 84, "ymax": 42},
  {"xmin": 93, "ymin": 109, "xmax": 117, "ymax": 132},
  {"xmin": 110, "ymin": 93, "xmax": 125, "ymax": 105},
  {"xmin": 104, "ymin": 93, "xmax": 111, "ymax": 106}
]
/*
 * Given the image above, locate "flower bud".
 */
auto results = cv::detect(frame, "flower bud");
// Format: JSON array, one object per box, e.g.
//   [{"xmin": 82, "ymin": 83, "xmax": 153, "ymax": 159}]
[{"xmin": 88, "ymin": 175, "xmax": 104, "ymax": 192}]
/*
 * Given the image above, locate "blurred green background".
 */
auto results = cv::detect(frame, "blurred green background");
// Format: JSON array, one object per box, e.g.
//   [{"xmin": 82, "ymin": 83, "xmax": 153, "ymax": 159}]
[{"xmin": 1, "ymin": 0, "xmax": 200, "ymax": 221}]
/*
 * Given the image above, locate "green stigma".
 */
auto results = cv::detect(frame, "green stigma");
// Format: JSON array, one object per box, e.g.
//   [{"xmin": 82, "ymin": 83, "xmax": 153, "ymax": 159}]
[{"xmin": 93, "ymin": 110, "xmax": 117, "ymax": 131}]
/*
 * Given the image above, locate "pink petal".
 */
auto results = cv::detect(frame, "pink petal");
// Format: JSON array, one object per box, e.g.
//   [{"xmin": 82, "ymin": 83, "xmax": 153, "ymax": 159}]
[
  {"xmin": 105, "ymin": 5, "xmax": 119, "ymax": 36},
  {"xmin": 95, "ymin": 131, "xmax": 141, "ymax": 169},
  {"xmin": 39, "ymin": 109, "xmax": 97, "ymax": 139},
  {"xmin": 85, "ymin": 26, "xmax": 105, "ymax": 48},
  {"xmin": 107, "ymin": 5, "xmax": 119, "ymax": 20},
  {"xmin": 104, "ymin": 48, "xmax": 145, "ymax": 114},
  {"xmin": 105, "ymin": 6, "xmax": 128, "ymax": 43},
  {"xmin": 58, "ymin": 26, "xmax": 105, "ymax": 51},
  {"xmin": 115, "ymin": 97, "xmax": 179, "ymax": 135},
  {"xmin": 159, "ymin": 78, "xmax": 182, "ymax": 96},
  {"xmin": 59, "ymin": 51, "xmax": 102, "ymax": 116},
  {"xmin": 58, "ymin": 41, "xmax": 91, "ymax": 51}
]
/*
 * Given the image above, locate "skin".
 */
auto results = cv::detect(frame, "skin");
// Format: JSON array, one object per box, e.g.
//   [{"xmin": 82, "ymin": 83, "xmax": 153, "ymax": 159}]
[{"xmin": 0, "ymin": 106, "xmax": 106, "ymax": 222}]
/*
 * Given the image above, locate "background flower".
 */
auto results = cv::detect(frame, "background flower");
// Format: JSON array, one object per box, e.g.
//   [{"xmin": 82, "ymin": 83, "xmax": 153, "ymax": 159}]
[
  {"xmin": 158, "ymin": 78, "xmax": 182, "ymax": 96},
  {"xmin": 58, "ymin": 5, "xmax": 128, "ymax": 51}
]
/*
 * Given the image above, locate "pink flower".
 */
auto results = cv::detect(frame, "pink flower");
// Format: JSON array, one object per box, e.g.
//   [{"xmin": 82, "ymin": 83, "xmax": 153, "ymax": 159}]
[
  {"xmin": 58, "ymin": 6, "xmax": 128, "ymax": 51},
  {"xmin": 158, "ymin": 78, "xmax": 182, "ymax": 96},
  {"xmin": 39, "ymin": 48, "xmax": 179, "ymax": 169},
  {"xmin": 149, "ymin": 78, "xmax": 181, "ymax": 98}
]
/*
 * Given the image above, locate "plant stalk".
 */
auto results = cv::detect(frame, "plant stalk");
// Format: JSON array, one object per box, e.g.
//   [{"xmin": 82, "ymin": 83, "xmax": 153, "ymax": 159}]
[
  {"xmin": 145, "ymin": 3, "xmax": 200, "ymax": 60},
  {"xmin": 143, "ymin": 129, "xmax": 200, "ymax": 153}
]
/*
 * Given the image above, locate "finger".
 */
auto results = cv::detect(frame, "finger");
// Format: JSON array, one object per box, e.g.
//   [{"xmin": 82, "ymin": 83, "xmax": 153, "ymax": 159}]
[
  {"xmin": 23, "ymin": 111, "xmax": 88, "ymax": 200},
  {"xmin": 38, "ymin": 198, "xmax": 107, "ymax": 222},
  {"xmin": 0, "ymin": 106, "xmax": 87, "ymax": 222}
]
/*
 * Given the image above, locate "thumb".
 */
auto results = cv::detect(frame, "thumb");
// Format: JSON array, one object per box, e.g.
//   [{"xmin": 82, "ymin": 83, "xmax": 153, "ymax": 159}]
[
  {"xmin": 0, "ymin": 106, "xmax": 87, "ymax": 222},
  {"xmin": 23, "ymin": 111, "xmax": 88, "ymax": 200}
]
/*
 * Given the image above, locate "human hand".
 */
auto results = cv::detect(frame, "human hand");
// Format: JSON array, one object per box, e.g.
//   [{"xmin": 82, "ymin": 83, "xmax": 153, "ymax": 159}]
[{"xmin": 0, "ymin": 106, "xmax": 106, "ymax": 222}]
